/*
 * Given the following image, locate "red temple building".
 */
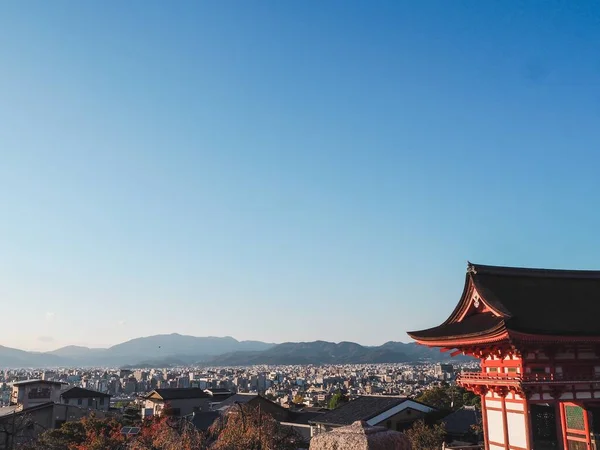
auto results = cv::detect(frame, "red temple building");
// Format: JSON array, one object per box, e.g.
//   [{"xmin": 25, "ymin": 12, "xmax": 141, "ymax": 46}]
[{"xmin": 408, "ymin": 263, "xmax": 600, "ymax": 450}]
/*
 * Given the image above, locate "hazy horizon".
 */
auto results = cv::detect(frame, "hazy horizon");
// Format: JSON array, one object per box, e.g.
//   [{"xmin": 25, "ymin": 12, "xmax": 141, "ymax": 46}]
[
  {"xmin": 3, "ymin": 1, "xmax": 600, "ymax": 351},
  {"xmin": 11, "ymin": 332, "xmax": 416, "ymax": 353}
]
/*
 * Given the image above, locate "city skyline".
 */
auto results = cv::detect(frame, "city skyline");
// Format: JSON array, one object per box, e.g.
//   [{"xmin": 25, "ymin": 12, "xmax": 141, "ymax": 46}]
[{"xmin": 3, "ymin": 1, "xmax": 600, "ymax": 351}]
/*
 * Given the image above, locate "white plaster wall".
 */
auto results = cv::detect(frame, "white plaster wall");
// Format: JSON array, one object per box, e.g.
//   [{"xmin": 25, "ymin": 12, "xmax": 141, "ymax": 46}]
[
  {"xmin": 507, "ymin": 412, "xmax": 527, "ymax": 448},
  {"xmin": 486, "ymin": 400, "xmax": 502, "ymax": 409},
  {"xmin": 487, "ymin": 409, "xmax": 505, "ymax": 444},
  {"xmin": 506, "ymin": 402, "xmax": 524, "ymax": 412}
]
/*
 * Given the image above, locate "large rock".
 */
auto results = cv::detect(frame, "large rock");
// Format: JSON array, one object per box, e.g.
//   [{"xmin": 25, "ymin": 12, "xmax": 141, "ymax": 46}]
[{"xmin": 310, "ymin": 421, "xmax": 412, "ymax": 450}]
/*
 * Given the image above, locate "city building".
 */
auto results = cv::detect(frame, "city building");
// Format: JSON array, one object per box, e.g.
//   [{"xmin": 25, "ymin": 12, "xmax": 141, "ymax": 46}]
[
  {"xmin": 60, "ymin": 387, "xmax": 112, "ymax": 411},
  {"xmin": 409, "ymin": 262, "xmax": 600, "ymax": 450},
  {"xmin": 9, "ymin": 380, "xmax": 64, "ymax": 409}
]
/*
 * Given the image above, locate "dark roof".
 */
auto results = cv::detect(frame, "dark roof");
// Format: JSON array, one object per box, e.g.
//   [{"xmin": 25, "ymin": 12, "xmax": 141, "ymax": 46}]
[
  {"xmin": 409, "ymin": 313, "xmax": 503, "ymax": 340},
  {"xmin": 287, "ymin": 410, "xmax": 327, "ymax": 425},
  {"xmin": 149, "ymin": 388, "xmax": 210, "ymax": 400},
  {"xmin": 0, "ymin": 402, "xmax": 55, "ymax": 421},
  {"xmin": 12, "ymin": 379, "xmax": 64, "ymax": 386},
  {"xmin": 205, "ymin": 388, "xmax": 232, "ymax": 394},
  {"xmin": 188, "ymin": 411, "xmax": 220, "ymax": 431},
  {"xmin": 214, "ymin": 393, "xmax": 259, "ymax": 409},
  {"xmin": 61, "ymin": 387, "xmax": 111, "ymax": 399},
  {"xmin": 471, "ymin": 263, "xmax": 600, "ymax": 335},
  {"xmin": 441, "ymin": 406, "xmax": 481, "ymax": 436},
  {"xmin": 309, "ymin": 396, "xmax": 408, "ymax": 426},
  {"xmin": 409, "ymin": 263, "xmax": 600, "ymax": 342}
]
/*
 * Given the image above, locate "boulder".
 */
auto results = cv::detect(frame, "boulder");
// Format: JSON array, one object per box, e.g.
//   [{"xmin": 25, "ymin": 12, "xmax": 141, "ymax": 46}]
[{"xmin": 309, "ymin": 420, "xmax": 411, "ymax": 450}]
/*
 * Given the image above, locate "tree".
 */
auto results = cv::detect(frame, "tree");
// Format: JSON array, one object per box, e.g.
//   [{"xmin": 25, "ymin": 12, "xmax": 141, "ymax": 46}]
[
  {"xmin": 416, "ymin": 386, "xmax": 451, "ymax": 410},
  {"xmin": 416, "ymin": 385, "xmax": 480, "ymax": 411},
  {"xmin": 209, "ymin": 404, "xmax": 301, "ymax": 450},
  {"xmin": 328, "ymin": 392, "xmax": 348, "ymax": 410},
  {"xmin": 404, "ymin": 420, "xmax": 446, "ymax": 450},
  {"xmin": 24, "ymin": 416, "xmax": 125, "ymax": 450},
  {"xmin": 1, "ymin": 412, "xmax": 44, "ymax": 449},
  {"xmin": 24, "ymin": 414, "xmax": 206, "ymax": 450},
  {"xmin": 122, "ymin": 405, "xmax": 142, "ymax": 426},
  {"xmin": 129, "ymin": 414, "xmax": 205, "ymax": 450}
]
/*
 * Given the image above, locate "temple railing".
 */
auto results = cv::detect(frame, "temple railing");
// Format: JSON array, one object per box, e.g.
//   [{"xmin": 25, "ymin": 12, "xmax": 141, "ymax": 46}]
[{"xmin": 457, "ymin": 372, "xmax": 600, "ymax": 384}]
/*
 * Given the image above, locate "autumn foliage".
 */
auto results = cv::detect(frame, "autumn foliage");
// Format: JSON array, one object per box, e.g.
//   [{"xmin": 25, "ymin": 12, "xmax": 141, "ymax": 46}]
[
  {"xmin": 21, "ymin": 416, "xmax": 125, "ymax": 450},
  {"xmin": 18, "ymin": 404, "xmax": 300, "ymax": 450},
  {"xmin": 209, "ymin": 404, "xmax": 300, "ymax": 450}
]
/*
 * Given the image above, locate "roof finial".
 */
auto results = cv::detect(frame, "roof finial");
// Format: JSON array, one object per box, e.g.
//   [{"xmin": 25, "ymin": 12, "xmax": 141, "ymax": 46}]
[{"xmin": 467, "ymin": 261, "xmax": 477, "ymax": 274}]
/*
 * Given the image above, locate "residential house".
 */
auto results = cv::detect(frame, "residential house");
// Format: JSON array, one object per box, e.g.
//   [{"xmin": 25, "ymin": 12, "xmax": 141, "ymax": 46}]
[
  {"xmin": 309, "ymin": 396, "xmax": 435, "ymax": 436},
  {"xmin": 440, "ymin": 405, "xmax": 482, "ymax": 444},
  {"xmin": 142, "ymin": 388, "xmax": 211, "ymax": 418},
  {"xmin": 10, "ymin": 380, "xmax": 64, "ymax": 409},
  {"xmin": 60, "ymin": 387, "xmax": 111, "ymax": 412},
  {"xmin": 213, "ymin": 393, "xmax": 290, "ymax": 421},
  {"xmin": 0, "ymin": 400, "xmax": 108, "ymax": 449}
]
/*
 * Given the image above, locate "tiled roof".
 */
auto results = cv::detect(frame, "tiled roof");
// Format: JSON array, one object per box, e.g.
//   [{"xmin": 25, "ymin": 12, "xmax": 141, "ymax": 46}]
[
  {"xmin": 214, "ymin": 393, "xmax": 259, "ymax": 410},
  {"xmin": 150, "ymin": 388, "xmax": 210, "ymax": 400},
  {"xmin": 61, "ymin": 387, "xmax": 111, "ymax": 399},
  {"xmin": 440, "ymin": 406, "xmax": 481, "ymax": 435},
  {"xmin": 408, "ymin": 313, "xmax": 503, "ymax": 339},
  {"xmin": 309, "ymin": 396, "xmax": 408, "ymax": 426},
  {"xmin": 409, "ymin": 263, "xmax": 600, "ymax": 341},
  {"xmin": 12, "ymin": 379, "xmax": 64, "ymax": 386}
]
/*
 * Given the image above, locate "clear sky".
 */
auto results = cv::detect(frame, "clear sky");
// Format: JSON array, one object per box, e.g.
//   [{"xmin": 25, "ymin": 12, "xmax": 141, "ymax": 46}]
[{"xmin": 1, "ymin": 1, "xmax": 600, "ymax": 351}]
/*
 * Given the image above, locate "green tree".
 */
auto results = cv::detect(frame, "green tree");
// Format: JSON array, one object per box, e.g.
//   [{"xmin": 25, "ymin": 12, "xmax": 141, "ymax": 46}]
[
  {"xmin": 122, "ymin": 404, "xmax": 142, "ymax": 426},
  {"xmin": 416, "ymin": 386, "xmax": 451, "ymax": 410},
  {"xmin": 328, "ymin": 392, "xmax": 348, "ymax": 410},
  {"xmin": 405, "ymin": 420, "xmax": 446, "ymax": 450},
  {"xmin": 417, "ymin": 385, "xmax": 480, "ymax": 411}
]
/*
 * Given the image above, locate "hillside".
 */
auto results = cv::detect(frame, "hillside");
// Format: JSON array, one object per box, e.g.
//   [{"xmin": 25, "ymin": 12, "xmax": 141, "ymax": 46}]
[{"xmin": 0, "ymin": 336, "xmax": 470, "ymax": 368}]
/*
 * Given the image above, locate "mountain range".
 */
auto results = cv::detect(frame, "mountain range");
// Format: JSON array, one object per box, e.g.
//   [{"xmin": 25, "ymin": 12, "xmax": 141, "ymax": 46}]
[{"xmin": 0, "ymin": 334, "xmax": 468, "ymax": 368}]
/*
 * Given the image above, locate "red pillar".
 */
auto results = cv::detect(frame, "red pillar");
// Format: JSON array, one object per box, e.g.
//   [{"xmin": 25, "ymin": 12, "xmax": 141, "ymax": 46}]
[
  {"xmin": 583, "ymin": 406, "xmax": 592, "ymax": 450},
  {"xmin": 480, "ymin": 390, "xmax": 490, "ymax": 450},
  {"xmin": 524, "ymin": 398, "xmax": 533, "ymax": 450},
  {"xmin": 558, "ymin": 401, "xmax": 568, "ymax": 450},
  {"xmin": 501, "ymin": 390, "xmax": 510, "ymax": 450}
]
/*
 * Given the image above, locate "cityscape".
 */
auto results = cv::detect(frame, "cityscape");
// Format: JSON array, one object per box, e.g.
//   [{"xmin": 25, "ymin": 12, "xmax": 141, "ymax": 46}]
[{"xmin": 2, "ymin": 0, "xmax": 599, "ymax": 449}]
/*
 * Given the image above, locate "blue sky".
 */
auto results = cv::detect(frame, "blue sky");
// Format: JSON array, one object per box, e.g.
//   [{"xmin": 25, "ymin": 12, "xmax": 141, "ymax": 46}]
[{"xmin": 1, "ymin": 1, "xmax": 600, "ymax": 351}]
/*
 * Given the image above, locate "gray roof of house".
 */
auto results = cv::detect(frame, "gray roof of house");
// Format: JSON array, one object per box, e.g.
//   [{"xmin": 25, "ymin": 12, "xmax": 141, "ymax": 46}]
[
  {"xmin": 440, "ymin": 406, "xmax": 481, "ymax": 435},
  {"xmin": 150, "ymin": 388, "xmax": 210, "ymax": 400},
  {"xmin": 12, "ymin": 379, "xmax": 64, "ymax": 386},
  {"xmin": 214, "ymin": 393, "xmax": 259, "ymax": 410},
  {"xmin": 309, "ymin": 396, "xmax": 409, "ymax": 426},
  {"xmin": 61, "ymin": 387, "xmax": 111, "ymax": 399}
]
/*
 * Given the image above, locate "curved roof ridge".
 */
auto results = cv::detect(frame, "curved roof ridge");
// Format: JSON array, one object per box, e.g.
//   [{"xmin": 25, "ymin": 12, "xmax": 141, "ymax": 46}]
[{"xmin": 469, "ymin": 262, "xmax": 600, "ymax": 279}]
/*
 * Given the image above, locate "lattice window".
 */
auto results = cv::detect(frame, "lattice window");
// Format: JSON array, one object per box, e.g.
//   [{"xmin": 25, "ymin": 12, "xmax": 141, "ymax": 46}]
[
  {"xmin": 566, "ymin": 405, "xmax": 585, "ymax": 431},
  {"xmin": 567, "ymin": 440, "xmax": 587, "ymax": 450}
]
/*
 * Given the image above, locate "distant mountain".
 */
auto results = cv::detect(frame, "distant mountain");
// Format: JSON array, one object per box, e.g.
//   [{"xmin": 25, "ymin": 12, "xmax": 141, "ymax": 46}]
[
  {"xmin": 0, "ymin": 345, "xmax": 69, "ymax": 368},
  {"xmin": 48, "ymin": 346, "xmax": 106, "ymax": 358},
  {"xmin": 203, "ymin": 340, "xmax": 471, "ymax": 366},
  {"xmin": 0, "ymin": 335, "xmax": 470, "ymax": 368},
  {"xmin": 0, "ymin": 335, "xmax": 276, "ymax": 368},
  {"xmin": 106, "ymin": 334, "xmax": 273, "ymax": 358}
]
